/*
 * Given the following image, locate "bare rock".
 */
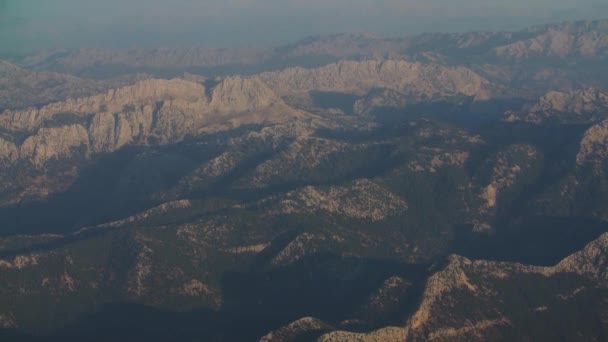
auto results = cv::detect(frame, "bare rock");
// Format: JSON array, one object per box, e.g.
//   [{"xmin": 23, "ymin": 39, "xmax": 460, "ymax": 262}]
[{"xmin": 20, "ymin": 124, "xmax": 89, "ymax": 167}]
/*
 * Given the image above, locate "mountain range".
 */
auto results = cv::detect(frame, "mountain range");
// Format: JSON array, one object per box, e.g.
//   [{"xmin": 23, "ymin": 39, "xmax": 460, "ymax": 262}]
[{"xmin": 1, "ymin": 18, "xmax": 608, "ymax": 341}]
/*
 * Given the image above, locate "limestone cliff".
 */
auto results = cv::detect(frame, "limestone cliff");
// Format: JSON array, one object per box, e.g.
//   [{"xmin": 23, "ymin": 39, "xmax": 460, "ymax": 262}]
[
  {"xmin": 0, "ymin": 76, "xmax": 302, "ymax": 167},
  {"xmin": 20, "ymin": 125, "xmax": 90, "ymax": 167}
]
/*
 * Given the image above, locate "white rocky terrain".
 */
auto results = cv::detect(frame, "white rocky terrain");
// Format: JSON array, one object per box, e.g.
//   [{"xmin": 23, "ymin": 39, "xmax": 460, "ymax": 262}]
[{"xmin": 0, "ymin": 76, "xmax": 307, "ymax": 167}]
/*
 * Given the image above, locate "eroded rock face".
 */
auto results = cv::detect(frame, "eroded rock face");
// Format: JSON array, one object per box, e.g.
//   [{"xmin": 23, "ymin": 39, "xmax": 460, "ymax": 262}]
[{"xmin": 20, "ymin": 125, "xmax": 90, "ymax": 167}]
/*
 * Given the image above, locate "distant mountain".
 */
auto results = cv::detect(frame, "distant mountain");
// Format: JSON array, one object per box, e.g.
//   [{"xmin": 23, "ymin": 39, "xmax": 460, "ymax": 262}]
[
  {"xmin": 491, "ymin": 19, "xmax": 608, "ymax": 59},
  {"xmin": 259, "ymin": 59, "xmax": 499, "ymax": 100},
  {"xmin": 0, "ymin": 60, "xmax": 143, "ymax": 112},
  {"xmin": 16, "ymin": 19, "xmax": 608, "ymax": 78}
]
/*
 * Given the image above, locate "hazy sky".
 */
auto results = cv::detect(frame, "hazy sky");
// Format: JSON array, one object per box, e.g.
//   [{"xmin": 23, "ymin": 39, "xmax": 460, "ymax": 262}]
[{"xmin": 1, "ymin": 0, "xmax": 608, "ymax": 55}]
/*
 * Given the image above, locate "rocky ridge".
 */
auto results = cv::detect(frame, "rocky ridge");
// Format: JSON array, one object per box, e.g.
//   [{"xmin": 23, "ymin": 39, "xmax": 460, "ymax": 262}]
[
  {"xmin": 493, "ymin": 20, "xmax": 608, "ymax": 59},
  {"xmin": 259, "ymin": 59, "xmax": 498, "ymax": 100},
  {"xmin": 0, "ymin": 76, "xmax": 305, "ymax": 167},
  {"xmin": 18, "ymin": 19, "xmax": 608, "ymax": 77},
  {"xmin": 505, "ymin": 88, "xmax": 608, "ymax": 123},
  {"xmin": 0, "ymin": 60, "xmax": 141, "ymax": 112},
  {"xmin": 403, "ymin": 232, "xmax": 608, "ymax": 341}
]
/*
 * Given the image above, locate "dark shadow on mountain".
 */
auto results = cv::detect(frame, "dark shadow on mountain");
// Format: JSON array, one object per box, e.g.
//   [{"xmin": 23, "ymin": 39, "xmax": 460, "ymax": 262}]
[
  {"xmin": 0, "ymin": 254, "xmax": 428, "ymax": 342},
  {"xmin": 309, "ymin": 91, "xmax": 358, "ymax": 115},
  {"xmin": 452, "ymin": 216, "xmax": 608, "ymax": 266},
  {"xmin": 465, "ymin": 122, "xmax": 589, "ymax": 181},
  {"xmin": 212, "ymin": 144, "xmax": 405, "ymax": 204},
  {"xmin": 371, "ymin": 97, "xmax": 527, "ymax": 129},
  {"xmin": 0, "ymin": 127, "xmax": 261, "ymax": 237}
]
